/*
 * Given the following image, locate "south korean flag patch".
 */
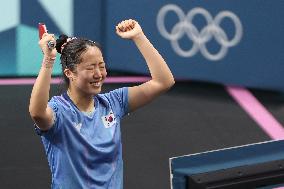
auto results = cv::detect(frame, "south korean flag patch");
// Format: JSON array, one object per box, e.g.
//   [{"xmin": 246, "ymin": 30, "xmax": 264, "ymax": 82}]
[{"xmin": 101, "ymin": 111, "xmax": 117, "ymax": 128}]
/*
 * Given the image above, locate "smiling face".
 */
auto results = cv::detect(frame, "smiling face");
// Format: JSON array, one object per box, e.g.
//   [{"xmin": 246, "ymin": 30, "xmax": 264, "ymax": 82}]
[{"xmin": 65, "ymin": 46, "xmax": 107, "ymax": 96}]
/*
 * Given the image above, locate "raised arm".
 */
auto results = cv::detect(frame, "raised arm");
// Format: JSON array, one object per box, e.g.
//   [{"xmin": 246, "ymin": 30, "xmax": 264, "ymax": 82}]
[
  {"xmin": 29, "ymin": 33, "xmax": 57, "ymax": 131},
  {"xmin": 116, "ymin": 19, "xmax": 175, "ymax": 112}
]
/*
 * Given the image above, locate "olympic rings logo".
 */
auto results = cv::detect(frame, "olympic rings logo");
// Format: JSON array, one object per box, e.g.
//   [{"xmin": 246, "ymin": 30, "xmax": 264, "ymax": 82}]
[{"xmin": 157, "ymin": 5, "xmax": 243, "ymax": 61}]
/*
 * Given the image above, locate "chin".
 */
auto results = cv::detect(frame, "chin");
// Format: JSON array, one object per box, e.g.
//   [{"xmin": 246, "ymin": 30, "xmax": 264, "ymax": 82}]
[{"xmin": 90, "ymin": 87, "xmax": 102, "ymax": 95}]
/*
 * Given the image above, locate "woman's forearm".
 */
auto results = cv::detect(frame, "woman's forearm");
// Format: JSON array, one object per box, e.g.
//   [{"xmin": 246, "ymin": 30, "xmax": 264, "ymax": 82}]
[
  {"xmin": 133, "ymin": 34, "xmax": 175, "ymax": 88},
  {"xmin": 29, "ymin": 57, "xmax": 54, "ymax": 118}
]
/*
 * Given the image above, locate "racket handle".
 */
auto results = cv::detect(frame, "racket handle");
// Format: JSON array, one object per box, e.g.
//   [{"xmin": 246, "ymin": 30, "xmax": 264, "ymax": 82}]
[{"xmin": 39, "ymin": 23, "xmax": 55, "ymax": 49}]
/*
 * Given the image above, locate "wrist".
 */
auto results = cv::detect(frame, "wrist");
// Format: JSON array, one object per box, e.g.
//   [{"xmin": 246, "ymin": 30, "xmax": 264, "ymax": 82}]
[
  {"xmin": 132, "ymin": 32, "xmax": 146, "ymax": 42},
  {"xmin": 42, "ymin": 56, "xmax": 56, "ymax": 68}
]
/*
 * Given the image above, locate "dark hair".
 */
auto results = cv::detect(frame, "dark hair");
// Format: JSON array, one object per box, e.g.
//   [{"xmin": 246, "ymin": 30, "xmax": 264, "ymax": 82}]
[{"xmin": 55, "ymin": 34, "xmax": 102, "ymax": 86}]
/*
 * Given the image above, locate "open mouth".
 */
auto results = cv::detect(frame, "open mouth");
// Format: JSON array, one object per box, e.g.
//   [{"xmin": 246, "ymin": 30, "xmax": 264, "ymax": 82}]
[{"xmin": 90, "ymin": 81, "xmax": 102, "ymax": 87}]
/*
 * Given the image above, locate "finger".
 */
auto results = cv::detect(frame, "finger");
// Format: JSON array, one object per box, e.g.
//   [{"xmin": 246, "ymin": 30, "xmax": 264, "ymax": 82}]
[
  {"xmin": 121, "ymin": 21, "xmax": 127, "ymax": 32},
  {"xmin": 116, "ymin": 26, "xmax": 121, "ymax": 33},
  {"xmin": 125, "ymin": 19, "xmax": 134, "ymax": 30},
  {"xmin": 116, "ymin": 26, "xmax": 123, "ymax": 36},
  {"xmin": 42, "ymin": 33, "xmax": 49, "ymax": 38},
  {"xmin": 123, "ymin": 20, "xmax": 130, "ymax": 30},
  {"xmin": 132, "ymin": 20, "xmax": 137, "ymax": 28},
  {"xmin": 129, "ymin": 20, "xmax": 135, "ymax": 29},
  {"xmin": 46, "ymin": 35, "xmax": 55, "ymax": 43},
  {"xmin": 118, "ymin": 23, "xmax": 124, "ymax": 32},
  {"xmin": 42, "ymin": 34, "xmax": 54, "ymax": 41},
  {"xmin": 125, "ymin": 20, "xmax": 133, "ymax": 31}
]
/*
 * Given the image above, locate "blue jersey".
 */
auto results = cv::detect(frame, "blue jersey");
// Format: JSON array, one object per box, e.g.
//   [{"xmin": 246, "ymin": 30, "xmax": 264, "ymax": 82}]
[{"xmin": 35, "ymin": 87, "xmax": 128, "ymax": 189}]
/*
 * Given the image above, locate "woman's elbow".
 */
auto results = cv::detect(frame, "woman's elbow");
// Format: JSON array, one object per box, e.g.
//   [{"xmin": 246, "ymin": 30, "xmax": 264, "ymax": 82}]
[
  {"xmin": 166, "ymin": 76, "xmax": 175, "ymax": 89},
  {"xmin": 161, "ymin": 77, "xmax": 175, "ymax": 91},
  {"xmin": 29, "ymin": 110, "xmax": 40, "ymax": 121},
  {"xmin": 29, "ymin": 106, "xmax": 44, "ymax": 121},
  {"xmin": 170, "ymin": 77, "xmax": 175, "ymax": 87}
]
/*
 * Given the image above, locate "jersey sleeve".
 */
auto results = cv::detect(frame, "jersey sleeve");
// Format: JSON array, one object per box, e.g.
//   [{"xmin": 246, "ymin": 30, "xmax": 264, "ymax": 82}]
[{"xmin": 103, "ymin": 87, "xmax": 129, "ymax": 118}]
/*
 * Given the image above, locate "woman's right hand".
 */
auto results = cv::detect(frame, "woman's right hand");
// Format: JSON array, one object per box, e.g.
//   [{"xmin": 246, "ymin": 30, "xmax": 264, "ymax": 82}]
[{"xmin": 39, "ymin": 33, "xmax": 57, "ymax": 58}]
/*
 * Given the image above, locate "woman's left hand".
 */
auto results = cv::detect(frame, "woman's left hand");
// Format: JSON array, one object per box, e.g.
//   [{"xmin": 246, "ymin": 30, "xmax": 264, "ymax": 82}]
[{"xmin": 116, "ymin": 19, "xmax": 144, "ymax": 40}]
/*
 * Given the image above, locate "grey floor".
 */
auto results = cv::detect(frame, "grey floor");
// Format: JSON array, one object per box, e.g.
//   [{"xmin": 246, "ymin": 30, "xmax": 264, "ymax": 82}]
[{"xmin": 0, "ymin": 81, "xmax": 282, "ymax": 188}]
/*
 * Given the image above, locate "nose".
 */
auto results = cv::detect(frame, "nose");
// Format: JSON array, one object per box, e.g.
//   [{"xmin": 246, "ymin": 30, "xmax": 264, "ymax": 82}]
[{"xmin": 93, "ymin": 68, "xmax": 102, "ymax": 78}]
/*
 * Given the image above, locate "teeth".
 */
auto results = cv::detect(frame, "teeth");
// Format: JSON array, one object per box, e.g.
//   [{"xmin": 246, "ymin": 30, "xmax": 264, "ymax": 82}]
[{"xmin": 91, "ymin": 81, "xmax": 101, "ymax": 87}]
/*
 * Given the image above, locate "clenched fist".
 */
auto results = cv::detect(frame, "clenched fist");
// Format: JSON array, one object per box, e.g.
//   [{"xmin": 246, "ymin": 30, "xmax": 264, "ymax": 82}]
[
  {"xmin": 116, "ymin": 19, "xmax": 144, "ymax": 40},
  {"xmin": 39, "ymin": 33, "xmax": 57, "ymax": 58}
]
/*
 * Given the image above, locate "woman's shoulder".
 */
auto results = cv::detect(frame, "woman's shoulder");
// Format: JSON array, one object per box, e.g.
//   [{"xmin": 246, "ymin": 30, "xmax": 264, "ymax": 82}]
[
  {"xmin": 49, "ymin": 94, "xmax": 65, "ymax": 103},
  {"xmin": 49, "ymin": 94, "xmax": 72, "ymax": 110},
  {"xmin": 97, "ymin": 87, "xmax": 128, "ymax": 101},
  {"xmin": 96, "ymin": 87, "xmax": 128, "ymax": 110}
]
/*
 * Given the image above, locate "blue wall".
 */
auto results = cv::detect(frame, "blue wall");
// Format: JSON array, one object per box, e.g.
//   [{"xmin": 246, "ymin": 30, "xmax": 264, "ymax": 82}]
[{"xmin": 1, "ymin": 0, "xmax": 284, "ymax": 91}]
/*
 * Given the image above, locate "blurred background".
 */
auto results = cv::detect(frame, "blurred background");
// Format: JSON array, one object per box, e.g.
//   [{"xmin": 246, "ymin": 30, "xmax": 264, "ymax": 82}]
[{"xmin": 0, "ymin": 0, "xmax": 284, "ymax": 188}]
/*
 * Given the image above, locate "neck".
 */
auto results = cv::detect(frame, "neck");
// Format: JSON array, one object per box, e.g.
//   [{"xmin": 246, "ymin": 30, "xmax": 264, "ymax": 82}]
[{"xmin": 67, "ymin": 89, "xmax": 94, "ymax": 112}]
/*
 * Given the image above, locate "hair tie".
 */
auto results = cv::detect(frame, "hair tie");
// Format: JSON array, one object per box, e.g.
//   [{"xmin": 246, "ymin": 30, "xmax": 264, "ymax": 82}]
[
  {"xmin": 61, "ymin": 37, "xmax": 77, "ymax": 53},
  {"xmin": 88, "ymin": 39, "xmax": 96, "ymax": 44}
]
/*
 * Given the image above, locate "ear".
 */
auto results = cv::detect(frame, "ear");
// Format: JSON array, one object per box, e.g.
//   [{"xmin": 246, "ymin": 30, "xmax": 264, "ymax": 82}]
[{"xmin": 63, "ymin": 69, "xmax": 73, "ymax": 80}]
